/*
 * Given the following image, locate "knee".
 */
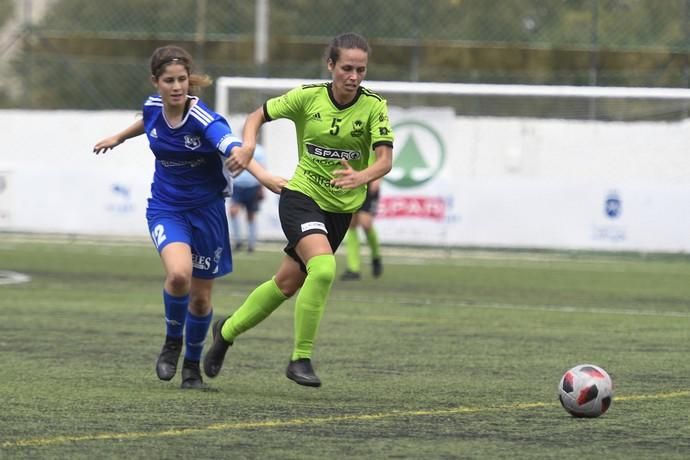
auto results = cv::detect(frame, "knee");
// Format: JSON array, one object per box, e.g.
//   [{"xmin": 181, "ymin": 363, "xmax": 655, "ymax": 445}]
[
  {"xmin": 306, "ymin": 254, "xmax": 336, "ymax": 287},
  {"xmin": 274, "ymin": 275, "xmax": 301, "ymax": 298},
  {"xmin": 188, "ymin": 293, "xmax": 212, "ymax": 316},
  {"xmin": 165, "ymin": 270, "xmax": 191, "ymax": 294}
]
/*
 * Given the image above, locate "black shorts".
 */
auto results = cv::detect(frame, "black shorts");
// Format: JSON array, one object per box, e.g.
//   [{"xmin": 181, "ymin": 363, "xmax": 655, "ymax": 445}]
[
  {"xmin": 359, "ymin": 188, "xmax": 380, "ymax": 215},
  {"xmin": 279, "ymin": 188, "xmax": 352, "ymax": 272}
]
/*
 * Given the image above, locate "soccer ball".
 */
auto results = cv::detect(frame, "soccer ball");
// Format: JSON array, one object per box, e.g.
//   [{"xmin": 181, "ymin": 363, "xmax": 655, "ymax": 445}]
[{"xmin": 558, "ymin": 364, "xmax": 613, "ymax": 418}]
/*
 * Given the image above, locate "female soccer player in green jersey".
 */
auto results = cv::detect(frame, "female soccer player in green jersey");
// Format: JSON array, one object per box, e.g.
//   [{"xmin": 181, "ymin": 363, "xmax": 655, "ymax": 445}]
[{"xmin": 204, "ymin": 32, "xmax": 394, "ymax": 387}]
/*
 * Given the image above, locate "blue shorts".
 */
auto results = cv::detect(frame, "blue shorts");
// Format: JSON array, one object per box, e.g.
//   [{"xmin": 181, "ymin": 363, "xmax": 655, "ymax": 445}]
[
  {"xmin": 231, "ymin": 185, "xmax": 262, "ymax": 213},
  {"xmin": 146, "ymin": 200, "xmax": 232, "ymax": 279}
]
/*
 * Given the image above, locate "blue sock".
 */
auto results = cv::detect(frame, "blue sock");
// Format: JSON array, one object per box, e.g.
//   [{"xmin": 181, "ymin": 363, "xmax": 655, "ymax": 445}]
[
  {"xmin": 184, "ymin": 310, "xmax": 212, "ymax": 362},
  {"xmin": 163, "ymin": 290, "xmax": 188, "ymax": 338}
]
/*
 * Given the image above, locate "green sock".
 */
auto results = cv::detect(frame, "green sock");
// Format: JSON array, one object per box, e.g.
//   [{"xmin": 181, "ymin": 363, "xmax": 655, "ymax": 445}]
[
  {"xmin": 345, "ymin": 229, "xmax": 361, "ymax": 272},
  {"xmin": 221, "ymin": 277, "xmax": 288, "ymax": 342},
  {"xmin": 292, "ymin": 254, "xmax": 336, "ymax": 360},
  {"xmin": 366, "ymin": 227, "xmax": 381, "ymax": 259}
]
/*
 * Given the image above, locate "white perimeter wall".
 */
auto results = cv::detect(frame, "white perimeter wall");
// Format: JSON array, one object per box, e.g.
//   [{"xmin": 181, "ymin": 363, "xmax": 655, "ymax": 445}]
[{"xmin": 1, "ymin": 108, "xmax": 689, "ymax": 252}]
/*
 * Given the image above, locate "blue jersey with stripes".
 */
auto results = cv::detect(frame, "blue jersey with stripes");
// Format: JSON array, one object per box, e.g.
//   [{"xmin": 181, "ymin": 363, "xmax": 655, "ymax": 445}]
[{"xmin": 143, "ymin": 95, "xmax": 241, "ymax": 211}]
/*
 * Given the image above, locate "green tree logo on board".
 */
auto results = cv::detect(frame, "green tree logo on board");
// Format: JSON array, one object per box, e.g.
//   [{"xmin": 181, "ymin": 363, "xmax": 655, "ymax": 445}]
[{"xmin": 385, "ymin": 120, "xmax": 445, "ymax": 188}]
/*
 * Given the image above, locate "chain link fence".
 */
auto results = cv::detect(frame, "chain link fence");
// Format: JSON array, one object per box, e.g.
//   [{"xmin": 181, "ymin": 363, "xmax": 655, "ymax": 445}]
[{"xmin": 2, "ymin": 0, "xmax": 690, "ymax": 111}]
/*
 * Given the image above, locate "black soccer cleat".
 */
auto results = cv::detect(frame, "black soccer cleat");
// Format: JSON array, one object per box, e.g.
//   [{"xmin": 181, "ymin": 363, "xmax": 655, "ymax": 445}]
[
  {"xmin": 372, "ymin": 257, "xmax": 383, "ymax": 278},
  {"xmin": 340, "ymin": 270, "xmax": 361, "ymax": 281},
  {"xmin": 203, "ymin": 316, "xmax": 233, "ymax": 378},
  {"xmin": 156, "ymin": 336, "xmax": 183, "ymax": 381},
  {"xmin": 180, "ymin": 359, "xmax": 208, "ymax": 390},
  {"xmin": 286, "ymin": 358, "xmax": 321, "ymax": 387}
]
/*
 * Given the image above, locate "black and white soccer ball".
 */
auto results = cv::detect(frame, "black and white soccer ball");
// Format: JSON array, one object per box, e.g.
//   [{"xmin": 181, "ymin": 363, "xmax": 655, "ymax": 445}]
[{"xmin": 558, "ymin": 364, "xmax": 613, "ymax": 418}]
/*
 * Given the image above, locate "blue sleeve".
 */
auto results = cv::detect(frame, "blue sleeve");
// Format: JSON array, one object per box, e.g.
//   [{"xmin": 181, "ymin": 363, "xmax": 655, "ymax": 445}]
[{"xmin": 205, "ymin": 119, "xmax": 242, "ymax": 158}]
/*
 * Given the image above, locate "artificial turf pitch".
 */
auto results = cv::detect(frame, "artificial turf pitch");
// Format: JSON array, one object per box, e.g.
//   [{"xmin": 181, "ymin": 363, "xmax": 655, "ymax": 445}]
[{"xmin": 1, "ymin": 235, "xmax": 689, "ymax": 458}]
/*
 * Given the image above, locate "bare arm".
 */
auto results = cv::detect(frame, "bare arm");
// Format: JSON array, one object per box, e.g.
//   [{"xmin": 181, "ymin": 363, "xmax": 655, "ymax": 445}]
[
  {"xmin": 235, "ymin": 158, "xmax": 288, "ymax": 194},
  {"xmin": 224, "ymin": 107, "xmax": 267, "ymax": 174},
  {"xmin": 368, "ymin": 177, "xmax": 383, "ymax": 194},
  {"xmin": 93, "ymin": 118, "xmax": 145, "ymax": 154},
  {"xmin": 364, "ymin": 144, "xmax": 393, "ymax": 183},
  {"xmin": 331, "ymin": 144, "xmax": 393, "ymax": 189},
  {"xmin": 240, "ymin": 106, "xmax": 267, "ymax": 152}
]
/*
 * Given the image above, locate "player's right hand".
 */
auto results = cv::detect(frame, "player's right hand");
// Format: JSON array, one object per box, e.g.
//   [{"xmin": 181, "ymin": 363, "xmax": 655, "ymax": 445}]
[
  {"xmin": 93, "ymin": 136, "xmax": 122, "ymax": 154},
  {"xmin": 226, "ymin": 145, "xmax": 254, "ymax": 174}
]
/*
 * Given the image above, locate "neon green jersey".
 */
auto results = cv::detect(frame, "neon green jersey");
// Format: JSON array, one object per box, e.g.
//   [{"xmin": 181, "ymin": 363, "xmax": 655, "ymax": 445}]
[{"xmin": 265, "ymin": 82, "xmax": 394, "ymax": 213}]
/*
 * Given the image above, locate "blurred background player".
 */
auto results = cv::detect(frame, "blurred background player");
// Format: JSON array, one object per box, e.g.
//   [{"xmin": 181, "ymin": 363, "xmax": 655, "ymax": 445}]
[
  {"xmin": 229, "ymin": 144, "xmax": 267, "ymax": 253},
  {"xmin": 340, "ymin": 176, "xmax": 383, "ymax": 280}
]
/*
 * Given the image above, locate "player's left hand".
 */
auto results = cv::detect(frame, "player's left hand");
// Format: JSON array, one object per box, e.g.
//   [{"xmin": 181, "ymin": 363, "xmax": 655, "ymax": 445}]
[{"xmin": 331, "ymin": 159, "xmax": 365, "ymax": 189}]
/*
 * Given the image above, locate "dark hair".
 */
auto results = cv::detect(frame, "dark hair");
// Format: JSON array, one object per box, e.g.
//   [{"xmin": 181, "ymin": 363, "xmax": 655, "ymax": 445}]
[
  {"xmin": 149, "ymin": 45, "xmax": 211, "ymax": 94},
  {"xmin": 326, "ymin": 32, "xmax": 370, "ymax": 64}
]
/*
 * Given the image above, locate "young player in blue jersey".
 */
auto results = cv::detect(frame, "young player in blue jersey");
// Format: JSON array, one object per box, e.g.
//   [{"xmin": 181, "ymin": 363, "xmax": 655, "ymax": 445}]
[
  {"xmin": 229, "ymin": 144, "xmax": 268, "ymax": 253},
  {"xmin": 203, "ymin": 33, "xmax": 394, "ymax": 388},
  {"xmin": 93, "ymin": 45, "xmax": 284, "ymax": 390}
]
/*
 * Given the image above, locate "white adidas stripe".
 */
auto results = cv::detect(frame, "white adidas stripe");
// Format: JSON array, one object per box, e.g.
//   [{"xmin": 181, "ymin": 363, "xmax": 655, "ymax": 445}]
[
  {"xmin": 190, "ymin": 105, "xmax": 213, "ymax": 124},
  {"xmin": 190, "ymin": 111, "xmax": 210, "ymax": 126}
]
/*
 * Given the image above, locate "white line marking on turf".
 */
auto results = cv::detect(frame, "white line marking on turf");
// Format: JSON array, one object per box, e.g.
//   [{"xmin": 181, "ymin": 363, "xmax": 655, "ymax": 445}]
[
  {"xmin": 454, "ymin": 301, "xmax": 690, "ymax": 318},
  {"xmin": 336, "ymin": 294, "xmax": 690, "ymax": 319},
  {"xmin": 2, "ymin": 390, "xmax": 689, "ymax": 449},
  {"xmin": 0, "ymin": 270, "xmax": 31, "ymax": 286}
]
